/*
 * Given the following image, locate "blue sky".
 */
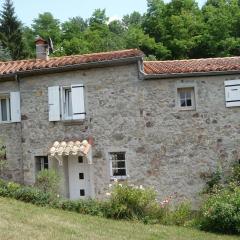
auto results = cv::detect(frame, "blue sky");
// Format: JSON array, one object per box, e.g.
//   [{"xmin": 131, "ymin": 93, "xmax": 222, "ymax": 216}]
[{"xmin": 10, "ymin": 0, "xmax": 206, "ymax": 26}]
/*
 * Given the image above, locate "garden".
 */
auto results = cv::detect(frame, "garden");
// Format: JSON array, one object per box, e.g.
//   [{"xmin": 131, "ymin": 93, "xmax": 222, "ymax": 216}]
[{"xmin": 0, "ymin": 162, "xmax": 240, "ymax": 236}]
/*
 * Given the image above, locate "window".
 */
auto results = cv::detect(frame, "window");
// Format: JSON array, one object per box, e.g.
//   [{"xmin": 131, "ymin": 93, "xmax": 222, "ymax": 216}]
[
  {"xmin": 35, "ymin": 156, "xmax": 49, "ymax": 174},
  {"xmin": 0, "ymin": 96, "xmax": 11, "ymax": 122},
  {"xmin": 109, "ymin": 152, "xmax": 127, "ymax": 179},
  {"xmin": 48, "ymin": 85, "xmax": 85, "ymax": 122},
  {"xmin": 63, "ymin": 88, "xmax": 73, "ymax": 120},
  {"xmin": 0, "ymin": 92, "xmax": 21, "ymax": 123},
  {"xmin": 177, "ymin": 87, "xmax": 195, "ymax": 110},
  {"xmin": 225, "ymin": 80, "xmax": 240, "ymax": 107}
]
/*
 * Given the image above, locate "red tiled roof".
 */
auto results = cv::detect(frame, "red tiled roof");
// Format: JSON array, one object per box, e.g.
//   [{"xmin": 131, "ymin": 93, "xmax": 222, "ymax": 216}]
[
  {"xmin": 0, "ymin": 49, "xmax": 143, "ymax": 76},
  {"xmin": 144, "ymin": 57, "xmax": 240, "ymax": 75}
]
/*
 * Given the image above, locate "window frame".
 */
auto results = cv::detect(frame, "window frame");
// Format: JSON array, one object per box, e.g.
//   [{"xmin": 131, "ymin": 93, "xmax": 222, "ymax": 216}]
[
  {"xmin": 35, "ymin": 156, "xmax": 49, "ymax": 174},
  {"xmin": 62, "ymin": 86, "xmax": 73, "ymax": 120},
  {"xmin": 0, "ymin": 94, "xmax": 11, "ymax": 123},
  {"xmin": 109, "ymin": 152, "xmax": 127, "ymax": 180},
  {"xmin": 177, "ymin": 87, "xmax": 196, "ymax": 111},
  {"xmin": 59, "ymin": 84, "xmax": 86, "ymax": 121}
]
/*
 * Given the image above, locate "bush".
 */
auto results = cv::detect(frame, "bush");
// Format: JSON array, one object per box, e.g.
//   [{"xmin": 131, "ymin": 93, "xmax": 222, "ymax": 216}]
[
  {"xmin": 104, "ymin": 182, "xmax": 169, "ymax": 223},
  {"xmin": 162, "ymin": 202, "xmax": 192, "ymax": 226},
  {"xmin": 200, "ymin": 184, "xmax": 240, "ymax": 234},
  {"xmin": 35, "ymin": 169, "xmax": 60, "ymax": 196},
  {"xmin": 54, "ymin": 199, "xmax": 105, "ymax": 217}
]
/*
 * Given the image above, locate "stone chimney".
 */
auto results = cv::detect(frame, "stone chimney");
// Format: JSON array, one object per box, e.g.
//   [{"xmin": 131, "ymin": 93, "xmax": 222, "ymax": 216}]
[{"xmin": 35, "ymin": 36, "xmax": 49, "ymax": 60}]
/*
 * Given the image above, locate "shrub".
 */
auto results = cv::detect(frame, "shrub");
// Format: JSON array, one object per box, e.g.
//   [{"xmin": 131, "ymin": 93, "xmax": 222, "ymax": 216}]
[
  {"xmin": 161, "ymin": 202, "xmax": 192, "ymax": 226},
  {"xmin": 200, "ymin": 184, "xmax": 240, "ymax": 234},
  {"xmin": 105, "ymin": 181, "xmax": 167, "ymax": 222},
  {"xmin": 35, "ymin": 169, "xmax": 60, "ymax": 196}
]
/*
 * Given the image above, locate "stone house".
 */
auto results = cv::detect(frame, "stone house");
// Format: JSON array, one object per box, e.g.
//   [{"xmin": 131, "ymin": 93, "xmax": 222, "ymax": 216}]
[{"xmin": 1, "ymin": 39, "xmax": 240, "ymax": 203}]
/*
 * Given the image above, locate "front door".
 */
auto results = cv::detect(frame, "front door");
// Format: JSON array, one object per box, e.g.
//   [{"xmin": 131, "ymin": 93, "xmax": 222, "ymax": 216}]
[{"xmin": 68, "ymin": 155, "xmax": 91, "ymax": 200}]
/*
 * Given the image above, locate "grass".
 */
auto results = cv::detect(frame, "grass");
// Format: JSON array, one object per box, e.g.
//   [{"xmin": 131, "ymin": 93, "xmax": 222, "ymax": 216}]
[{"xmin": 0, "ymin": 197, "xmax": 239, "ymax": 240}]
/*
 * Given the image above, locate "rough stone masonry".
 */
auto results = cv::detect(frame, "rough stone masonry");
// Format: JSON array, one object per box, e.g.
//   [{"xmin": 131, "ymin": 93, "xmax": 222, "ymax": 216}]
[{"xmin": 0, "ymin": 59, "xmax": 240, "ymax": 206}]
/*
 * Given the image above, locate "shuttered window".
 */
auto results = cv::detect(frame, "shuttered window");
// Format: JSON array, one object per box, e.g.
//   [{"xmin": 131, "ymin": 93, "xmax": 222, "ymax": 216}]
[
  {"xmin": 0, "ymin": 92, "xmax": 21, "ymax": 123},
  {"xmin": 225, "ymin": 80, "xmax": 240, "ymax": 107},
  {"xmin": 48, "ymin": 84, "xmax": 85, "ymax": 121}
]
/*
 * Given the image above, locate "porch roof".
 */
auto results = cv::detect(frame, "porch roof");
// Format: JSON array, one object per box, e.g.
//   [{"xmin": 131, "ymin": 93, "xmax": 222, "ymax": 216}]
[{"xmin": 49, "ymin": 140, "xmax": 91, "ymax": 157}]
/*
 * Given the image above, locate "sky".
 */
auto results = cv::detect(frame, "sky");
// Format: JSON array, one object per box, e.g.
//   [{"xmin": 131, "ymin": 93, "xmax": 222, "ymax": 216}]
[{"xmin": 9, "ymin": 0, "xmax": 206, "ymax": 27}]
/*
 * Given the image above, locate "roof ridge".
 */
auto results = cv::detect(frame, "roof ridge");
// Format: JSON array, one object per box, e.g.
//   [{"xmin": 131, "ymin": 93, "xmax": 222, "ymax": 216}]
[{"xmin": 0, "ymin": 49, "xmax": 141, "ymax": 66}]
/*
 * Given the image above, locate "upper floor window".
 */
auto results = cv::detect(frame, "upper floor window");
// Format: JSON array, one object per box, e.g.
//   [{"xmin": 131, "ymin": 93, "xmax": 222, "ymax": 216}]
[
  {"xmin": 177, "ymin": 87, "xmax": 195, "ymax": 110},
  {"xmin": 0, "ymin": 92, "xmax": 20, "ymax": 123},
  {"xmin": 48, "ymin": 84, "xmax": 86, "ymax": 122},
  {"xmin": 109, "ymin": 152, "xmax": 127, "ymax": 179},
  {"xmin": 0, "ymin": 96, "xmax": 10, "ymax": 122},
  {"xmin": 225, "ymin": 80, "xmax": 240, "ymax": 107}
]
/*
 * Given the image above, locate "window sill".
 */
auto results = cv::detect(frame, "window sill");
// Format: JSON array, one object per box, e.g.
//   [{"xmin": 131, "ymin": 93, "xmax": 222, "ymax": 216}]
[
  {"xmin": 62, "ymin": 119, "xmax": 86, "ymax": 126},
  {"xmin": 0, "ymin": 121, "xmax": 12, "ymax": 124},
  {"xmin": 178, "ymin": 107, "xmax": 196, "ymax": 111},
  {"xmin": 110, "ymin": 176, "xmax": 128, "ymax": 181}
]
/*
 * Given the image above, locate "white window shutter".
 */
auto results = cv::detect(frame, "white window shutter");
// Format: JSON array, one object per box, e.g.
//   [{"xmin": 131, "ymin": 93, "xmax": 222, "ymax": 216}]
[
  {"xmin": 10, "ymin": 92, "xmax": 21, "ymax": 122},
  {"xmin": 48, "ymin": 86, "xmax": 61, "ymax": 121},
  {"xmin": 71, "ymin": 84, "xmax": 85, "ymax": 120},
  {"xmin": 225, "ymin": 80, "xmax": 240, "ymax": 107}
]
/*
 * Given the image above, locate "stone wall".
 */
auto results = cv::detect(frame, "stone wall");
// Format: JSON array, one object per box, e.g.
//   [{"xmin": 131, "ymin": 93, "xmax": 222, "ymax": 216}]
[{"xmin": 1, "ymin": 62, "xmax": 240, "ymax": 205}]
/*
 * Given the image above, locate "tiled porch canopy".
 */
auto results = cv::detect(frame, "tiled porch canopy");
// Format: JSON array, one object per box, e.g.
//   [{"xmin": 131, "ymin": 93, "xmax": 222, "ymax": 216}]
[{"xmin": 49, "ymin": 140, "xmax": 92, "ymax": 165}]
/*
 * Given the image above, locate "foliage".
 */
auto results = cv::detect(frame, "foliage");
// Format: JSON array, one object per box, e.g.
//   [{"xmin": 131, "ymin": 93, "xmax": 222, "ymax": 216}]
[
  {"xmin": 162, "ymin": 202, "xmax": 192, "ymax": 226},
  {"xmin": 1, "ymin": 0, "xmax": 240, "ymax": 60},
  {"xmin": 199, "ymin": 161, "xmax": 240, "ymax": 234},
  {"xmin": 0, "ymin": 43, "xmax": 11, "ymax": 61},
  {"xmin": 0, "ymin": 0, "xmax": 26, "ymax": 60},
  {"xmin": 203, "ymin": 168, "xmax": 223, "ymax": 194},
  {"xmin": 35, "ymin": 169, "xmax": 60, "ymax": 196},
  {"xmin": 200, "ymin": 184, "xmax": 240, "ymax": 234},
  {"xmin": 0, "ymin": 180, "xmax": 51, "ymax": 206}
]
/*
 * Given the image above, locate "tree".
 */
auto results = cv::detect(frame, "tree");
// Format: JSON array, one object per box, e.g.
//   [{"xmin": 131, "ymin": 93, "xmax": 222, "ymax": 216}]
[
  {"xmin": 31, "ymin": 12, "xmax": 62, "ymax": 45},
  {"xmin": 62, "ymin": 17, "xmax": 88, "ymax": 40},
  {"xmin": 122, "ymin": 11, "xmax": 143, "ymax": 28},
  {"xmin": 0, "ymin": 0, "xmax": 25, "ymax": 60},
  {"xmin": 202, "ymin": 0, "xmax": 240, "ymax": 57},
  {"xmin": 0, "ymin": 43, "xmax": 11, "ymax": 61}
]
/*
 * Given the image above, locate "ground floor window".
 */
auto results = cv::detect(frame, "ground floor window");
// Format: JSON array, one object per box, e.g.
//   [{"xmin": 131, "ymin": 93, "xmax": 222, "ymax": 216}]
[
  {"xmin": 109, "ymin": 152, "xmax": 126, "ymax": 179},
  {"xmin": 35, "ymin": 156, "xmax": 49, "ymax": 174}
]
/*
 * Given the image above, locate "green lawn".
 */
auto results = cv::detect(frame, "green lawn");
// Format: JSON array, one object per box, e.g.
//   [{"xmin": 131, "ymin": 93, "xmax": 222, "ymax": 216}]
[{"xmin": 0, "ymin": 197, "xmax": 238, "ymax": 240}]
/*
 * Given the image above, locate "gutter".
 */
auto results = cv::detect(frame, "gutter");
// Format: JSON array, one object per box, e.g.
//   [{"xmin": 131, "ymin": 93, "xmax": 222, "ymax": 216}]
[
  {"xmin": 0, "ymin": 55, "xmax": 143, "ymax": 80},
  {"xmin": 140, "ymin": 67, "xmax": 240, "ymax": 80}
]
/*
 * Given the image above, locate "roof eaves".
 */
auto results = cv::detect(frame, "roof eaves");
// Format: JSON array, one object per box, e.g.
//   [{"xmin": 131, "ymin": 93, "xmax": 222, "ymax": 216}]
[
  {"xmin": 0, "ymin": 55, "xmax": 143, "ymax": 79},
  {"xmin": 143, "ymin": 70, "xmax": 240, "ymax": 79}
]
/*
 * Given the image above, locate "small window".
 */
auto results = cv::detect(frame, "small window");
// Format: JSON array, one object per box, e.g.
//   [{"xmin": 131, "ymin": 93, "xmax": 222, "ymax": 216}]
[
  {"xmin": 0, "ymin": 96, "xmax": 11, "ymax": 122},
  {"xmin": 35, "ymin": 156, "xmax": 49, "ymax": 174},
  {"xmin": 80, "ymin": 189, "xmax": 85, "ymax": 196},
  {"xmin": 177, "ymin": 87, "xmax": 195, "ymax": 110},
  {"xmin": 109, "ymin": 152, "xmax": 127, "ymax": 179}
]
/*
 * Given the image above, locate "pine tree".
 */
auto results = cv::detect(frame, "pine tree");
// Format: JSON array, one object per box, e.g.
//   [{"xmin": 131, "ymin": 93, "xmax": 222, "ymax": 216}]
[
  {"xmin": 0, "ymin": 0, "xmax": 25, "ymax": 60},
  {"xmin": 0, "ymin": 43, "xmax": 11, "ymax": 61}
]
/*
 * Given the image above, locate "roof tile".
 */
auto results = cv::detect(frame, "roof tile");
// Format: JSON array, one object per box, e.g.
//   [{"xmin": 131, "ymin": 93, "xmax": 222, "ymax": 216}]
[
  {"xmin": 144, "ymin": 57, "xmax": 240, "ymax": 75},
  {"xmin": 0, "ymin": 49, "xmax": 143, "ymax": 76}
]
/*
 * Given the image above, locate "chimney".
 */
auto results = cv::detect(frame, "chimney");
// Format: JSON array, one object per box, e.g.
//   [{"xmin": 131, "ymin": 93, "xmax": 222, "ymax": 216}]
[{"xmin": 35, "ymin": 36, "xmax": 49, "ymax": 60}]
